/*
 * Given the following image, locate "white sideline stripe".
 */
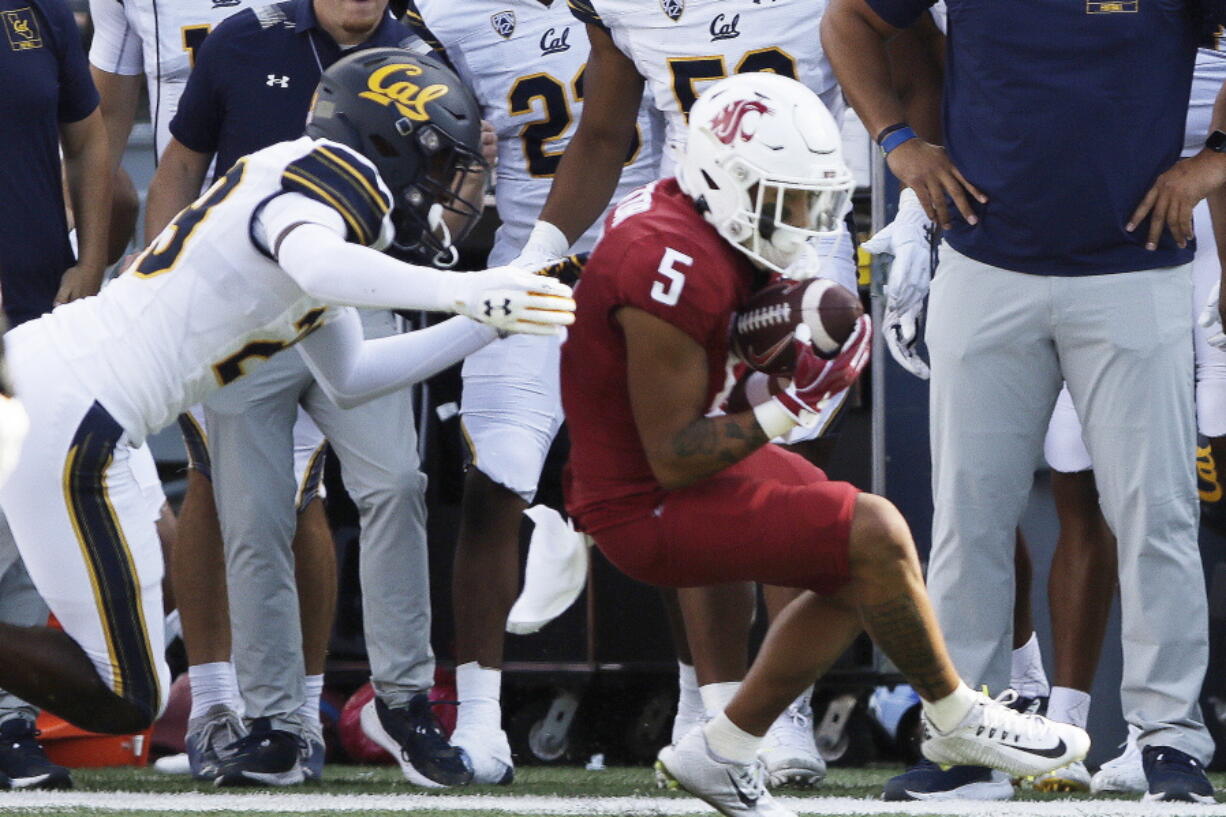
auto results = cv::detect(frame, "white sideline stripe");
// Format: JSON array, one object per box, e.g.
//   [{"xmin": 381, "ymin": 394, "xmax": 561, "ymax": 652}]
[{"xmin": 0, "ymin": 791, "xmax": 1223, "ymax": 815}]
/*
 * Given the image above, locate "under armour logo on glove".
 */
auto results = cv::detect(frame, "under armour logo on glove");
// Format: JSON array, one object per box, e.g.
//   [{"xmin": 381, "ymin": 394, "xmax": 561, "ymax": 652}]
[
  {"xmin": 483, "ymin": 298, "xmax": 513, "ymax": 318},
  {"xmin": 266, "ymin": 75, "xmax": 290, "ymax": 88}
]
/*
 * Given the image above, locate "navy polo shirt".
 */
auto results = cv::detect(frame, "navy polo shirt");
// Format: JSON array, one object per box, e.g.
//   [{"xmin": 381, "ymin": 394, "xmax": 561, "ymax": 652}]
[
  {"xmin": 867, "ymin": 0, "xmax": 1202, "ymax": 276},
  {"xmin": 0, "ymin": 0, "xmax": 98, "ymax": 326},
  {"xmin": 171, "ymin": 0, "xmax": 411, "ymax": 177}
]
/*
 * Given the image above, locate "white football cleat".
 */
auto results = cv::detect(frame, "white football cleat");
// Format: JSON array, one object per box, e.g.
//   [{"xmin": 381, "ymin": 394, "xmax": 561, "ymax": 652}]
[
  {"xmin": 451, "ymin": 725, "xmax": 514, "ymax": 785},
  {"xmin": 1033, "ymin": 759, "xmax": 1091, "ymax": 792},
  {"xmin": 759, "ymin": 699, "xmax": 826, "ymax": 789},
  {"xmin": 1090, "ymin": 726, "xmax": 1146, "ymax": 794},
  {"xmin": 656, "ymin": 727, "xmax": 796, "ymax": 817},
  {"xmin": 505, "ymin": 506, "xmax": 589, "ymax": 635},
  {"xmin": 922, "ymin": 689, "xmax": 1089, "ymax": 779}
]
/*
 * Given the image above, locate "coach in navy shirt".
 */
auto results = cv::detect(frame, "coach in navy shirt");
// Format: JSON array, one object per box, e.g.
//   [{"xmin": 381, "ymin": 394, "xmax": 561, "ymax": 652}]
[
  {"xmin": 0, "ymin": 0, "xmax": 109, "ymax": 326},
  {"xmin": 824, "ymin": 0, "xmax": 1223, "ymax": 802}
]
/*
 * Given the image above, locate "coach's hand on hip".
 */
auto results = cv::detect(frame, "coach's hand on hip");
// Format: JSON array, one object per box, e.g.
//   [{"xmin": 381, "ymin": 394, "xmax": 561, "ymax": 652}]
[
  {"xmin": 885, "ymin": 139, "xmax": 986, "ymax": 232},
  {"xmin": 1128, "ymin": 149, "xmax": 1226, "ymax": 251}
]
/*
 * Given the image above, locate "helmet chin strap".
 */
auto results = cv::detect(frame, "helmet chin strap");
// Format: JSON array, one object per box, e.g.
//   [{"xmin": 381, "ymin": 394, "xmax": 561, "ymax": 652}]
[{"xmin": 428, "ymin": 203, "xmax": 459, "ymax": 268}]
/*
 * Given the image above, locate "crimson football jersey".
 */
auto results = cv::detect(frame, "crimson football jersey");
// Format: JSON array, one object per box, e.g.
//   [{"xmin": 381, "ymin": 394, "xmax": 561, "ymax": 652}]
[{"xmin": 561, "ymin": 178, "xmax": 762, "ymax": 533}]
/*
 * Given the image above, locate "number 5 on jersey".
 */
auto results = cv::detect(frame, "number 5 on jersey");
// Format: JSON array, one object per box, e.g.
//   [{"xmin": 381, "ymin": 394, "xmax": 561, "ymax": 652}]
[{"xmin": 652, "ymin": 248, "xmax": 690, "ymax": 306}]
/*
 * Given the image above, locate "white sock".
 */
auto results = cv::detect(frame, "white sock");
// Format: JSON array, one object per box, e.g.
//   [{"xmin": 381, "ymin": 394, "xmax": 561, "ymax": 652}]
[
  {"xmin": 188, "ymin": 661, "xmax": 239, "ymax": 722},
  {"xmin": 1010, "ymin": 632, "xmax": 1051, "ymax": 699},
  {"xmin": 1046, "ymin": 686, "xmax": 1090, "ymax": 729},
  {"xmin": 673, "ymin": 663, "xmax": 704, "ymax": 743},
  {"xmin": 699, "ymin": 681, "xmax": 741, "ymax": 717},
  {"xmin": 298, "ymin": 674, "xmax": 324, "ymax": 731},
  {"xmin": 921, "ymin": 682, "xmax": 979, "ymax": 734},
  {"xmin": 703, "ymin": 712, "xmax": 762, "ymax": 765},
  {"xmin": 456, "ymin": 661, "xmax": 502, "ymax": 733}
]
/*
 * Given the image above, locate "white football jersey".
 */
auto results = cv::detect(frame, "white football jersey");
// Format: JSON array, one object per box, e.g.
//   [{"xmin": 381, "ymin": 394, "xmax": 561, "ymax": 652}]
[
  {"xmin": 88, "ymin": 0, "xmax": 258, "ymax": 158},
  {"xmin": 15, "ymin": 137, "xmax": 392, "ymax": 444},
  {"xmin": 568, "ymin": 0, "xmax": 841, "ymax": 173},
  {"xmin": 406, "ymin": 0, "xmax": 662, "ymax": 264}
]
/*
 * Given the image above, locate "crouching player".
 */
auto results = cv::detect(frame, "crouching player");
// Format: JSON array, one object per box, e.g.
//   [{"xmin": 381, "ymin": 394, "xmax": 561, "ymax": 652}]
[
  {"xmin": 0, "ymin": 48, "xmax": 574, "ymax": 736},
  {"xmin": 559, "ymin": 72, "xmax": 1087, "ymax": 817}
]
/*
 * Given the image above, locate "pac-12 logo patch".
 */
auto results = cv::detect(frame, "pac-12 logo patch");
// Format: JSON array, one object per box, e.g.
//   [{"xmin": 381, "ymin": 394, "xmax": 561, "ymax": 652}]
[
  {"xmin": 660, "ymin": 0, "xmax": 685, "ymax": 22},
  {"xmin": 491, "ymin": 10, "xmax": 515, "ymax": 39},
  {"xmin": 2, "ymin": 7, "xmax": 41, "ymax": 51}
]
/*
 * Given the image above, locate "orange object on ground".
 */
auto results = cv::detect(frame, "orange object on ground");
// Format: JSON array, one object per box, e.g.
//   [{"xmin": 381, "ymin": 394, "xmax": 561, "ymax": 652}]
[{"xmin": 33, "ymin": 712, "xmax": 151, "ymax": 768}]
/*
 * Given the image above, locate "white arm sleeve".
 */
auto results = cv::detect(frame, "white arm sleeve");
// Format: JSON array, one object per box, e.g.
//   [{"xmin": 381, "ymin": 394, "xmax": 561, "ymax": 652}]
[
  {"xmin": 297, "ymin": 307, "xmax": 497, "ymax": 409},
  {"xmin": 262, "ymin": 193, "xmax": 464, "ymax": 312},
  {"xmin": 88, "ymin": 0, "xmax": 143, "ymax": 74}
]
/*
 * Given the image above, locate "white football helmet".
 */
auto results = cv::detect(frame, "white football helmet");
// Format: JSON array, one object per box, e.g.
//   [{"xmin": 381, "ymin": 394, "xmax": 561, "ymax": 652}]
[{"xmin": 678, "ymin": 72, "xmax": 854, "ymax": 274}]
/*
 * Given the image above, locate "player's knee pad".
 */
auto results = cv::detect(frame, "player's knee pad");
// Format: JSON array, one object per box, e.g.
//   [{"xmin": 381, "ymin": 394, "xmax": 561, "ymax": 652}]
[
  {"xmin": 461, "ymin": 369, "xmax": 564, "ymax": 503},
  {"xmin": 1044, "ymin": 387, "xmax": 1092, "ymax": 473}
]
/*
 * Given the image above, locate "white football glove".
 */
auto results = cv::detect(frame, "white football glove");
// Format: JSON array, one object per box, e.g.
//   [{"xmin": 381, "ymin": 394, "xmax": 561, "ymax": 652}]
[
  {"xmin": 862, "ymin": 187, "xmax": 934, "ymax": 315},
  {"xmin": 510, "ymin": 219, "xmax": 571, "ymax": 270},
  {"xmin": 884, "ymin": 305, "xmax": 930, "ymax": 380},
  {"xmin": 1200, "ymin": 281, "xmax": 1226, "ymax": 351},
  {"xmin": 441, "ymin": 266, "xmax": 576, "ymax": 336}
]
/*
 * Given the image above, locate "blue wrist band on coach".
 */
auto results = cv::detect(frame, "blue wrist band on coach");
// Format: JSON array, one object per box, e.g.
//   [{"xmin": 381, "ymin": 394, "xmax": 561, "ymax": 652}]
[{"xmin": 879, "ymin": 125, "xmax": 918, "ymax": 155}]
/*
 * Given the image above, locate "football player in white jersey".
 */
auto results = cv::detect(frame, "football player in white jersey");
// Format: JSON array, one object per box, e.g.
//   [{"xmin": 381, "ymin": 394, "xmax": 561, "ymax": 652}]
[
  {"xmin": 401, "ymin": 0, "xmax": 661, "ymax": 785},
  {"xmin": 511, "ymin": 0, "xmax": 937, "ymax": 788},
  {"xmin": 0, "ymin": 48, "xmax": 572, "ymax": 740},
  {"xmin": 87, "ymin": 0, "xmax": 345, "ymax": 779}
]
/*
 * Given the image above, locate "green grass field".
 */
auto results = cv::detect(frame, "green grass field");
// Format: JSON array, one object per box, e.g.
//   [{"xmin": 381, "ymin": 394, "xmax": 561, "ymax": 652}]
[{"xmin": 1, "ymin": 764, "xmax": 1222, "ymax": 817}]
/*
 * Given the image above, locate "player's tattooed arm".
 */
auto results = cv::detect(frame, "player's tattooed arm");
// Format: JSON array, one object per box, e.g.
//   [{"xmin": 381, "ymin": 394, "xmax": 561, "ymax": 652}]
[
  {"xmin": 669, "ymin": 412, "xmax": 769, "ymax": 475},
  {"xmin": 619, "ymin": 306, "xmax": 768, "ymax": 490}
]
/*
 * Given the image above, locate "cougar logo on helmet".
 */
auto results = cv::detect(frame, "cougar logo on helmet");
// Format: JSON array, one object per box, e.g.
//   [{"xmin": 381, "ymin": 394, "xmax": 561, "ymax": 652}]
[
  {"xmin": 358, "ymin": 64, "xmax": 449, "ymax": 122},
  {"xmin": 708, "ymin": 99, "xmax": 770, "ymax": 145}
]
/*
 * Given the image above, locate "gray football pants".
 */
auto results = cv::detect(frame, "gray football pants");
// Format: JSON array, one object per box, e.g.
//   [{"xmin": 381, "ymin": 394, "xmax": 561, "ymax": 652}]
[
  {"xmin": 204, "ymin": 310, "xmax": 432, "ymax": 731},
  {"xmin": 925, "ymin": 245, "xmax": 1213, "ymax": 762},
  {"xmin": 0, "ymin": 512, "xmax": 47, "ymax": 722}
]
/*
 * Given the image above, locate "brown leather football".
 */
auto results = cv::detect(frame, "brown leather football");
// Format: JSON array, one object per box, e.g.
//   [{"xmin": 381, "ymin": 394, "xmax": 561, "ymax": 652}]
[{"xmin": 731, "ymin": 278, "xmax": 863, "ymax": 375}]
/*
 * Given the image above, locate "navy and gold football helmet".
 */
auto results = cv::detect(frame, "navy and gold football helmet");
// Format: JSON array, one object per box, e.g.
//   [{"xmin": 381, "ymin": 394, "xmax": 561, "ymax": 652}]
[{"xmin": 307, "ymin": 47, "xmax": 486, "ymax": 265}]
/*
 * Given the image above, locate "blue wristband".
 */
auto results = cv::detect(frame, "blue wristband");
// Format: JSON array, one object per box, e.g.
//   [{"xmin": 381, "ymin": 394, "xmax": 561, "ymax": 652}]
[{"xmin": 880, "ymin": 125, "xmax": 918, "ymax": 155}]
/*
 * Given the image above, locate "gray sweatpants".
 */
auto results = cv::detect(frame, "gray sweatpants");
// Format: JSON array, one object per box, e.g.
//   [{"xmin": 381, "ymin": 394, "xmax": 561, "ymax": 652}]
[
  {"xmin": 925, "ymin": 244, "xmax": 1212, "ymax": 762},
  {"xmin": 0, "ymin": 513, "xmax": 47, "ymax": 722},
  {"xmin": 204, "ymin": 310, "xmax": 432, "ymax": 731}
]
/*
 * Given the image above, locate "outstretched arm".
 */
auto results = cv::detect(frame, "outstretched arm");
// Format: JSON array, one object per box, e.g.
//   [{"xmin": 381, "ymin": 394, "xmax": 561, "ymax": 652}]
[
  {"xmin": 298, "ymin": 307, "xmax": 495, "ymax": 409},
  {"xmin": 265, "ymin": 194, "xmax": 574, "ymax": 331}
]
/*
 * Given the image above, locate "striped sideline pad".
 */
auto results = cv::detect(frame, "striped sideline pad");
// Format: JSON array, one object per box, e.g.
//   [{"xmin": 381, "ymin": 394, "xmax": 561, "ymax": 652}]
[{"xmin": 0, "ymin": 791, "xmax": 1221, "ymax": 815}]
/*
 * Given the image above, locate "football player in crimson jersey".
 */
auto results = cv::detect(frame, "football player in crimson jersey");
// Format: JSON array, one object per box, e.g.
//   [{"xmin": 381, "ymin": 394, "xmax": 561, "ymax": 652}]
[
  {"xmin": 560, "ymin": 72, "xmax": 1087, "ymax": 817},
  {"xmin": 521, "ymin": 1, "xmax": 945, "ymax": 781}
]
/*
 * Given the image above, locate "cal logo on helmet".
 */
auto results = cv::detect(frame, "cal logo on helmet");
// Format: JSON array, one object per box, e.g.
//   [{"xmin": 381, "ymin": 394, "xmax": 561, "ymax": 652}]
[
  {"xmin": 358, "ymin": 64, "xmax": 449, "ymax": 122},
  {"xmin": 491, "ymin": 10, "xmax": 515, "ymax": 39},
  {"xmin": 660, "ymin": 0, "xmax": 684, "ymax": 21}
]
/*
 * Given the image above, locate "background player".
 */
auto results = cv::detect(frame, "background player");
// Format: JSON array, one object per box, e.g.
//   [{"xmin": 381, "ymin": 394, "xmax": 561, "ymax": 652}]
[
  {"xmin": 560, "ymin": 71, "xmax": 1088, "ymax": 817},
  {"xmin": 400, "ymin": 0, "xmax": 661, "ymax": 785},
  {"xmin": 0, "ymin": 47, "xmax": 573, "ymax": 743},
  {"xmin": 87, "ymin": 0, "xmax": 341, "ymax": 780}
]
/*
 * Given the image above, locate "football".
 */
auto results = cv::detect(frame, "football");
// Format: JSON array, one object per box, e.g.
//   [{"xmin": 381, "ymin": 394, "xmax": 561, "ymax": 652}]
[{"xmin": 731, "ymin": 278, "xmax": 863, "ymax": 375}]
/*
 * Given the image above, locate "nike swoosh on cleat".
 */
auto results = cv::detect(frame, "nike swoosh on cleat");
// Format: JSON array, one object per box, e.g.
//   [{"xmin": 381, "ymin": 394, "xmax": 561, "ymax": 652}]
[
  {"xmin": 1012, "ymin": 738, "xmax": 1067, "ymax": 759},
  {"xmin": 725, "ymin": 771, "xmax": 758, "ymax": 808}
]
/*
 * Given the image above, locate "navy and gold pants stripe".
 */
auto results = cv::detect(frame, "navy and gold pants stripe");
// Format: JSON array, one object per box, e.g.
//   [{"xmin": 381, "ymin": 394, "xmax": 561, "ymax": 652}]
[{"xmin": 62, "ymin": 402, "xmax": 160, "ymax": 720}]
